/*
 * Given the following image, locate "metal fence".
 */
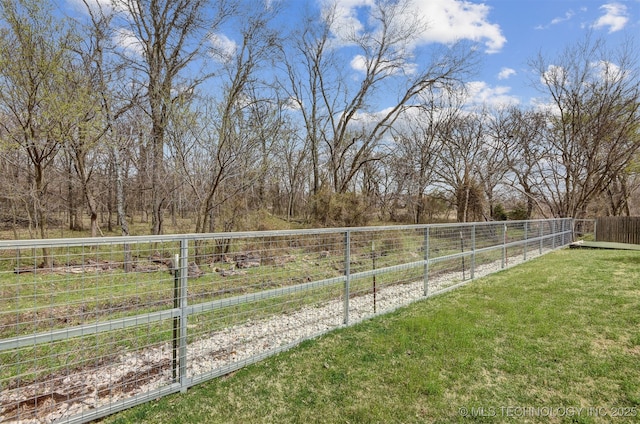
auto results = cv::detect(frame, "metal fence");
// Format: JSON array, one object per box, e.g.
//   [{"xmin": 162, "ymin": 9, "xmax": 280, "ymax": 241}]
[
  {"xmin": 573, "ymin": 219, "xmax": 596, "ymax": 240},
  {"xmin": 0, "ymin": 218, "xmax": 573, "ymax": 423}
]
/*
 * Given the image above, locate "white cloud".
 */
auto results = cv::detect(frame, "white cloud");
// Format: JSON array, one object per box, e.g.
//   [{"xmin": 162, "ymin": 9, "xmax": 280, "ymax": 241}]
[
  {"xmin": 541, "ymin": 64, "xmax": 566, "ymax": 86},
  {"xmin": 350, "ymin": 54, "xmax": 368, "ymax": 72},
  {"xmin": 497, "ymin": 67, "xmax": 516, "ymax": 80},
  {"xmin": 209, "ymin": 33, "xmax": 237, "ymax": 63},
  {"xmin": 66, "ymin": 0, "xmax": 112, "ymax": 14},
  {"xmin": 66, "ymin": 0, "xmax": 132, "ymax": 16},
  {"xmin": 323, "ymin": 0, "xmax": 368, "ymax": 41},
  {"xmin": 592, "ymin": 60, "xmax": 629, "ymax": 84},
  {"xmin": 412, "ymin": 0, "xmax": 506, "ymax": 53},
  {"xmin": 264, "ymin": 0, "xmax": 278, "ymax": 10},
  {"xmin": 530, "ymin": 97, "xmax": 560, "ymax": 115},
  {"xmin": 593, "ymin": 3, "xmax": 629, "ymax": 33},
  {"xmin": 283, "ymin": 96, "xmax": 302, "ymax": 111},
  {"xmin": 550, "ymin": 10, "xmax": 575, "ymax": 26},
  {"xmin": 349, "ymin": 53, "xmax": 417, "ymax": 76},
  {"xmin": 328, "ymin": 0, "xmax": 506, "ymax": 54},
  {"xmin": 535, "ymin": 7, "xmax": 587, "ymax": 30},
  {"xmin": 113, "ymin": 28, "xmax": 144, "ymax": 57},
  {"xmin": 465, "ymin": 81, "xmax": 519, "ymax": 107},
  {"xmin": 354, "ymin": 106, "xmax": 395, "ymax": 125}
]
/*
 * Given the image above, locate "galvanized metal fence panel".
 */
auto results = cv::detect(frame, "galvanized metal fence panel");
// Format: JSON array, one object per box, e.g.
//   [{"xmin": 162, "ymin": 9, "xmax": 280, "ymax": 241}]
[
  {"xmin": 0, "ymin": 219, "xmax": 572, "ymax": 423},
  {"xmin": 573, "ymin": 219, "xmax": 596, "ymax": 241}
]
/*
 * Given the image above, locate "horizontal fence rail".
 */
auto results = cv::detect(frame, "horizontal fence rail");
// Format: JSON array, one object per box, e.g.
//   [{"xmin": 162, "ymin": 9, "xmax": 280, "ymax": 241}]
[{"xmin": 0, "ymin": 219, "xmax": 573, "ymax": 423}]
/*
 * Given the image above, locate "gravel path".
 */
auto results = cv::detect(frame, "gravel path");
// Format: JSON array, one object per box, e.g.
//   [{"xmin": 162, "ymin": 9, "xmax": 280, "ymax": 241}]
[{"xmin": 1, "ymin": 250, "xmax": 544, "ymax": 423}]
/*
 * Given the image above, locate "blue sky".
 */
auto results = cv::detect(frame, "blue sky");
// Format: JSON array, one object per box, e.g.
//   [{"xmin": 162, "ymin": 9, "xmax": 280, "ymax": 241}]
[
  {"xmin": 455, "ymin": 0, "xmax": 640, "ymax": 106},
  {"xmin": 61, "ymin": 0, "xmax": 640, "ymax": 111},
  {"xmin": 277, "ymin": 0, "xmax": 640, "ymax": 110}
]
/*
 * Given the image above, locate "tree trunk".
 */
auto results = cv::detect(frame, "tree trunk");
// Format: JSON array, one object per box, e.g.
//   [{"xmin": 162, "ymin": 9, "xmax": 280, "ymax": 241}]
[
  {"xmin": 112, "ymin": 146, "xmax": 132, "ymax": 272},
  {"xmin": 34, "ymin": 162, "xmax": 52, "ymax": 268},
  {"xmin": 68, "ymin": 159, "xmax": 76, "ymax": 231},
  {"xmin": 151, "ymin": 135, "xmax": 164, "ymax": 235}
]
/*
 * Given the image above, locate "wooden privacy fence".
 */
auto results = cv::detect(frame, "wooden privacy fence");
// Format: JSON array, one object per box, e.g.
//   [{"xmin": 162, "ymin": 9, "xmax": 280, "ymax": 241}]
[{"xmin": 595, "ymin": 216, "xmax": 640, "ymax": 244}]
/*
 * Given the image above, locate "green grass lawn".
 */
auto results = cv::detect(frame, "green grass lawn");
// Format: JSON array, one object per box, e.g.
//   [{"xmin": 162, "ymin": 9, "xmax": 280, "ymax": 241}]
[{"xmin": 102, "ymin": 248, "xmax": 640, "ymax": 424}]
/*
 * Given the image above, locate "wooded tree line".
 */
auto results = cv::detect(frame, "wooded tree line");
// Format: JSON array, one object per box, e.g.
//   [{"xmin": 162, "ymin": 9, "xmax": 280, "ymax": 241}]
[{"xmin": 0, "ymin": 0, "xmax": 639, "ymax": 239}]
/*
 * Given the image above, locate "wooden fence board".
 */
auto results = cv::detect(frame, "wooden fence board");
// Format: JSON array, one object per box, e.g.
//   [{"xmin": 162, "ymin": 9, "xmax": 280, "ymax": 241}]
[{"xmin": 596, "ymin": 217, "xmax": 640, "ymax": 244}]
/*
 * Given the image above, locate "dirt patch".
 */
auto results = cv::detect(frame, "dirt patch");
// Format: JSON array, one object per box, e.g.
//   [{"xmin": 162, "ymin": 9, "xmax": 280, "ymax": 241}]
[{"xmin": 0, "ymin": 355, "xmax": 172, "ymax": 423}]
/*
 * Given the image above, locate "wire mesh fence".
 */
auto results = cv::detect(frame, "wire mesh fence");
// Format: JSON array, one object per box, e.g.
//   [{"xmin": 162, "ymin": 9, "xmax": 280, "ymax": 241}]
[
  {"xmin": 0, "ymin": 218, "xmax": 572, "ymax": 423},
  {"xmin": 573, "ymin": 219, "xmax": 597, "ymax": 241}
]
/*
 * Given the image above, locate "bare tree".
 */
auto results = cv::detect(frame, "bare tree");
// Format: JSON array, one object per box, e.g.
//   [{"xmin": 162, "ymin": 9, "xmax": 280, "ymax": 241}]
[
  {"xmin": 530, "ymin": 33, "xmax": 640, "ymax": 218},
  {"xmin": 0, "ymin": 149, "xmax": 25, "ymax": 238},
  {"xmin": 436, "ymin": 109, "xmax": 486, "ymax": 222},
  {"xmin": 63, "ymin": 47, "xmax": 107, "ymax": 238},
  {"xmin": 502, "ymin": 107, "xmax": 549, "ymax": 218},
  {"xmin": 267, "ymin": 112, "xmax": 307, "ymax": 221},
  {"xmin": 280, "ymin": 7, "xmax": 334, "ymax": 199},
  {"xmin": 54, "ymin": 0, "xmax": 140, "ymax": 245},
  {"xmin": 282, "ymin": 0, "xmax": 478, "ymax": 212},
  {"xmin": 0, "ymin": 0, "xmax": 76, "ymax": 262},
  {"xmin": 480, "ymin": 106, "xmax": 515, "ymax": 219},
  {"xmin": 170, "ymin": 4, "xmax": 282, "ymax": 234},
  {"xmin": 390, "ymin": 90, "xmax": 459, "ymax": 223},
  {"xmin": 604, "ymin": 172, "xmax": 639, "ymax": 216},
  {"xmin": 115, "ymin": 0, "xmax": 234, "ymax": 234}
]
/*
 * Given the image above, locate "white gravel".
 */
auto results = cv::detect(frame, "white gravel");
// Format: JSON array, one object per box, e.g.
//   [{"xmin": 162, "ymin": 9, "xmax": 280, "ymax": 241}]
[{"xmin": 1, "ymin": 249, "xmax": 548, "ymax": 423}]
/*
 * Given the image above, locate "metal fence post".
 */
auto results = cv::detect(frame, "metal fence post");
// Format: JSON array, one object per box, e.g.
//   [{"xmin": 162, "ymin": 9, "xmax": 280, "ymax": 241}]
[
  {"xmin": 172, "ymin": 254, "xmax": 180, "ymax": 383},
  {"xmin": 539, "ymin": 221, "xmax": 543, "ymax": 254},
  {"xmin": 343, "ymin": 231, "xmax": 351, "ymax": 325},
  {"xmin": 523, "ymin": 221, "xmax": 528, "ymax": 261},
  {"xmin": 552, "ymin": 220, "xmax": 556, "ymax": 249},
  {"xmin": 179, "ymin": 238, "xmax": 189, "ymax": 393},
  {"xmin": 423, "ymin": 227, "xmax": 430, "ymax": 296},
  {"xmin": 471, "ymin": 224, "xmax": 476, "ymax": 280},
  {"xmin": 501, "ymin": 223, "xmax": 507, "ymax": 269}
]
